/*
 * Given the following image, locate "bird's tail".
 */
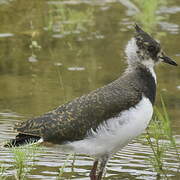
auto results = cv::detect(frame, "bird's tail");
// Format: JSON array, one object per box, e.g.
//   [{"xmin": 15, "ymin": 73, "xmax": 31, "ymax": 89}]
[{"xmin": 3, "ymin": 133, "xmax": 41, "ymax": 148}]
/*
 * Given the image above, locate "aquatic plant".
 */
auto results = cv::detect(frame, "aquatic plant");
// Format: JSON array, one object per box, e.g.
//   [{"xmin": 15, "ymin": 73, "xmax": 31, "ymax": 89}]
[
  {"xmin": 57, "ymin": 154, "xmax": 73, "ymax": 179},
  {"xmin": 12, "ymin": 144, "xmax": 39, "ymax": 180},
  {"xmin": 132, "ymin": 2, "xmax": 179, "ymax": 176},
  {"xmin": 134, "ymin": 0, "xmax": 167, "ymax": 32},
  {"xmin": 146, "ymin": 97, "xmax": 180, "ymax": 178},
  {"xmin": 47, "ymin": 3, "xmax": 94, "ymax": 34},
  {"xmin": 0, "ymin": 165, "xmax": 7, "ymax": 180},
  {"xmin": 55, "ymin": 66, "xmax": 67, "ymax": 103},
  {"xmin": 28, "ymin": 22, "xmax": 42, "ymax": 63}
]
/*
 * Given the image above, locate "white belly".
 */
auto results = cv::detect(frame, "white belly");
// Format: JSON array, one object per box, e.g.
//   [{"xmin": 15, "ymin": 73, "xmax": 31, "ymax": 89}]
[{"xmin": 66, "ymin": 96, "xmax": 153, "ymax": 158}]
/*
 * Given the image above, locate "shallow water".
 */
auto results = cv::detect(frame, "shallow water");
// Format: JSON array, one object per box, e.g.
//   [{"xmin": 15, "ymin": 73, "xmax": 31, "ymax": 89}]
[{"xmin": 0, "ymin": 0, "xmax": 180, "ymax": 179}]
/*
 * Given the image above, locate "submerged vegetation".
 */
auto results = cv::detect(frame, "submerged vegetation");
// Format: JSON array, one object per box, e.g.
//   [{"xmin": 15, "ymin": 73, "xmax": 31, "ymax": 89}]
[{"xmin": 47, "ymin": 3, "xmax": 94, "ymax": 34}]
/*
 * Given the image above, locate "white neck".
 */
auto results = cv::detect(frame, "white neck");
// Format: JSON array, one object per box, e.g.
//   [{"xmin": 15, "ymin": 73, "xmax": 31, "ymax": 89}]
[
  {"xmin": 125, "ymin": 38, "xmax": 157, "ymax": 83},
  {"xmin": 125, "ymin": 38, "xmax": 139, "ymax": 65}
]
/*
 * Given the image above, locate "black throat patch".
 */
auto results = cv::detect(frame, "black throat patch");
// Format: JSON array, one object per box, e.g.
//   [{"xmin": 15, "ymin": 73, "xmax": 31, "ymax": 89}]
[{"xmin": 136, "ymin": 66, "xmax": 156, "ymax": 105}]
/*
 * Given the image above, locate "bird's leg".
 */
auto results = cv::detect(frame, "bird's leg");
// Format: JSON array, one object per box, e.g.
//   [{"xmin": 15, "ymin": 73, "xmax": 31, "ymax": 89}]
[
  {"xmin": 71, "ymin": 153, "xmax": 76, "ymax": 172},
  {"xmin": 90, "ymin": 160, "xmax": 99, "ymax": 180},
  {"xmin": 97, "ymin": 155, "xmax": 109, "ymax": 180}
]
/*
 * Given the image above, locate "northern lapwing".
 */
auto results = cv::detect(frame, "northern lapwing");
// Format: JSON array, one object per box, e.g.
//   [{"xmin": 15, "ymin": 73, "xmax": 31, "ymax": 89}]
[{"xmin": 4, "ymin": 24, "xmax": 177, "ymax": 180}]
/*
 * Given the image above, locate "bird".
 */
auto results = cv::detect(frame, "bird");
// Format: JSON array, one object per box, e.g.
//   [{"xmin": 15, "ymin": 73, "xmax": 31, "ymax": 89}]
[{"xmin": 4, "ymin": 24, "xmax": 177, "ymax": 180}]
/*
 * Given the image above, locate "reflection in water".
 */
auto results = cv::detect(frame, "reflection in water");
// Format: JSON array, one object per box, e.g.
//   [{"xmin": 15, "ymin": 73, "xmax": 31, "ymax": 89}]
[{"xmin": 0, "ymin": 0, "xmax": 179, "ymax": 179}]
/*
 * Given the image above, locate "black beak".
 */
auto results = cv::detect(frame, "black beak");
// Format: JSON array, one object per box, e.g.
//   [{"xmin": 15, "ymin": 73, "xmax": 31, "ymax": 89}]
[{"xmin": 160, "ymin": 56, "xmax": 178, "ymax": 66}]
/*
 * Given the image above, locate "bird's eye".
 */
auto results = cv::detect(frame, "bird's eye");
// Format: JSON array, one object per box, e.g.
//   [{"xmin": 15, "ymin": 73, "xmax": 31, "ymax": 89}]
[{"xmin": 148, "ymin": 45, "xmax": 156, "ymax": 52}]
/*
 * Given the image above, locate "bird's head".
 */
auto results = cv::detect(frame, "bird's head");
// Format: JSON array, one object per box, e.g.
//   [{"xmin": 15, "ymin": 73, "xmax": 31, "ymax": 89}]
[{"xmin": 125, "ymin": 24, "xmax": 177, "ymax": 68}]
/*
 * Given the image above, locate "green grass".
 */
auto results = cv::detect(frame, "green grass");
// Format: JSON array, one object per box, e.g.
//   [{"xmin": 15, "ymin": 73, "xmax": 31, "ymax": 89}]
[
  {"xmin": 2, "ymin": 145, "xmax": 76, "ymax": 180},
  {"xmin": 12, "ymin": 144, "xmax": 39, "ymax": 180},
  {"xmin": 146, "ymin": 97, "xmax": 180, "ymax": 178},
  {"xmin": 0, "ymin": 144, "xmax": 39, "ymax": 180},
  {"xmin": 132, "ymin": 2, "xmax": 179, "ymax": 175},
  {"xmin": 57, "ymin": 154, "xmax": 74, "ymax": 179},
  {"xmin": 0, "ymin": 165, "xmax": 7, "ymax": 180}
]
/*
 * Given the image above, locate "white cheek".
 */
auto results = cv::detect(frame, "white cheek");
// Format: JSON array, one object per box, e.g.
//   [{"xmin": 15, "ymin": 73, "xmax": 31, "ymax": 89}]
[{"xmin": 125, "ymin": 38, "xmax": 139, "ymax": 63}]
